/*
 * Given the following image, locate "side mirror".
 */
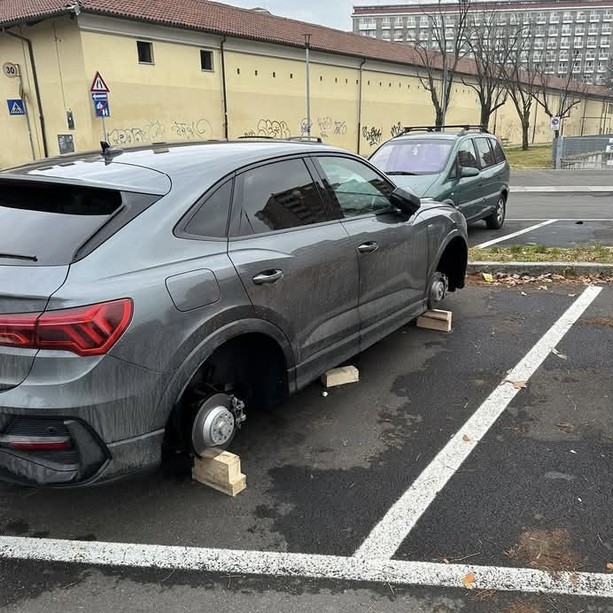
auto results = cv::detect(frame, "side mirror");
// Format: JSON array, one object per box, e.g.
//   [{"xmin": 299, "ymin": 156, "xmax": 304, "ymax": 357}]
[
  {"xmin": 390, "ymin": 187, "xmax": 421, "ymax": 216},
  {"xmin": 460, "ymin": 166, "xmax": 480, "ymax": 178}
]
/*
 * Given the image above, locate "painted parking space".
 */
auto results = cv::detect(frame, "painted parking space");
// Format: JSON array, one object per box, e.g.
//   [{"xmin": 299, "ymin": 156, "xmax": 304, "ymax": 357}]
[
  {"xmin": 0, "ymin": 288, "xmax": 580, "ymax": 555},
  {"xmin": 1, "ymin": 285, "xmax": 612, "ymax": 610},
  {"xmin": 470, "ymin": 219, "xmax": 613, "ymax": 249}
]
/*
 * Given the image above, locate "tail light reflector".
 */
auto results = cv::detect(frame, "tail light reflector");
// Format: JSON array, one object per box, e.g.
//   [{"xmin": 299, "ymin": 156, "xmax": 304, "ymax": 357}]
[
  {"xmin": 4, "ymin": 437, "xmax": 73, "ymax": 451},
  {"xmin": 0, "ymin": 299, "xmax": 133, "ymax": 356}
]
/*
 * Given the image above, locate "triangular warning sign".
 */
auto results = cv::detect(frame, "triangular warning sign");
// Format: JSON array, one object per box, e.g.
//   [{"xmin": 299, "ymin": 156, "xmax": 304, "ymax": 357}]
[
  {"xmin": 10, "ymin": 102, "xmax": 24, "ymax": 114},
  {"xmin": 90, "ymin": 71, "xmax": 110, "ymax": 93}
]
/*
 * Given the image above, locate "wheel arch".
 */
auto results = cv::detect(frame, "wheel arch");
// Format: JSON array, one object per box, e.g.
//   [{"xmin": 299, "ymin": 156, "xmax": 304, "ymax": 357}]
[
  {"xmin": 153, "ymin": 319, "xmax": 295, "ymax": 433},
  {"xmin": 432, "ymin": 233, "xmax": 468, "ymax": 291}
]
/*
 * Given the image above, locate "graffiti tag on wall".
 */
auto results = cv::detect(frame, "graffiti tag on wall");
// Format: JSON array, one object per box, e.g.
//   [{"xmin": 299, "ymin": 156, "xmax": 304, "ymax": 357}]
[
  {"xmin": 243, "ymin": 119, "xmax": 291, "ymax": 139},
  {"xmin": 107, "ymin": 118, "xmax": 213, "ymax": 146},
  {"xmin": 390, "ymin": 122, "xmax": 404, "ymax": 138},
  {"xmin": 362, "ymin": 126, "xmax": 383, "ymax": 146},
  {"xmin": 299, "ymin": 116, "xmax": 348, "ymax": 140}
]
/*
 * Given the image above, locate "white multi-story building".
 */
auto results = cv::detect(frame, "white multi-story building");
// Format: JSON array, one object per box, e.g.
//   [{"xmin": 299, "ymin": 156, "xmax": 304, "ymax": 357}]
[{"xmin": 352, "ymin": 1, "xmax": 613, "ymax": 85}]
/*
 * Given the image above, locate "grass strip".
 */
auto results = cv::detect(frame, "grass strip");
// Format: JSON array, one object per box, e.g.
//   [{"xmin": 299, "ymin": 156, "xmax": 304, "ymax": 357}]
[{"xmin": 469, "ymin": 244, "xmax": 613, "ymax": 264}]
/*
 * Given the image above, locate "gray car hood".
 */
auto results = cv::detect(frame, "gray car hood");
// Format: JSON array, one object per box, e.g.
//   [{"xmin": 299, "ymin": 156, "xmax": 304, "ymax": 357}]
[{"xmin": 390, "ymin": 174, "xmax": 439, "ymax": 196}]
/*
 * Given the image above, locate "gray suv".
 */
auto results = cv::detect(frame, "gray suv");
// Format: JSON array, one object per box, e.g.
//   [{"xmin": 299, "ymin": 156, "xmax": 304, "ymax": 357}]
[{"xmin": 0, "ymin": 141, "xmax": 468, "ymax": 486}]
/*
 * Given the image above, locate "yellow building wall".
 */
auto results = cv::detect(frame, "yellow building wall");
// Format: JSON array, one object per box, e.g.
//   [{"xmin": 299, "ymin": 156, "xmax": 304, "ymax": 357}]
[
  {"xmin": 79, "ymin": 29, "xmax": 225, "ymax": 147},
  {"xmin": 0, "ymin": 17, "xmax": 93, "ymax": 170},
  {"xmin": 3, "ymin": 14, "xmax": 613, "ymax": 169}
]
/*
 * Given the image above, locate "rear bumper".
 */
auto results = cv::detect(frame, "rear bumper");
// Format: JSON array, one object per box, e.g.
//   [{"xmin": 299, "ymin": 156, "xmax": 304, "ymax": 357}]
[
  {"xmin": 0, "ymin": 354, "xmax": 170, "ymax": 486},
  {"xmin": 0, "ymin": 422, "xmax": 164, "ymax": 487}
]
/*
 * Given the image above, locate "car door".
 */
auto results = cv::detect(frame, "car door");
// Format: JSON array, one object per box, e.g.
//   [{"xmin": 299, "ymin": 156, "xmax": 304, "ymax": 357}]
[
  {"xmin": 452, "ymin": 138, "xmax": 485, "ymax": 221},
  {"xmin": 311, "ymin": 154, "xmax": 429, "ymax": 353},
  {"xmin": 227, "ymin": 157, "xmax": 360, "ymax": 387},
  {"xmin": 473, "ymin": 137, "xmax": 499, "ymax": 216}
]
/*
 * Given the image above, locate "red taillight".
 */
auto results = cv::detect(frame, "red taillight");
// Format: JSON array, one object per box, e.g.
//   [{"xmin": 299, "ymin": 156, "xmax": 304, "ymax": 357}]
[
  {"xmin": 0, "ymin": 299, "xmax": 133, "ymax": 357},
  {"xmin": 7, "ymin": 438, "xmax": 73, "ymax": 451}
]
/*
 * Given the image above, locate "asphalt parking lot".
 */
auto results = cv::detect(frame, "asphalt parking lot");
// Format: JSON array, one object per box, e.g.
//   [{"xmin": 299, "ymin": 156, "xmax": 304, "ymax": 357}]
[
  {"xmin": 468, "ymin": 192, "xmax": 613, "ymax": 249},
  {"xmin": 1, "ymin": 281, "xmax": 612, "ymax": 612}
]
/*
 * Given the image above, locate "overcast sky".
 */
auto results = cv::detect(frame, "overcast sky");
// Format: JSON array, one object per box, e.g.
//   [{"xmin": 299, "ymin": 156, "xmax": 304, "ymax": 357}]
[{"xmin": 214, "ymin": 0, "xmax": 408, "ymax": 31}]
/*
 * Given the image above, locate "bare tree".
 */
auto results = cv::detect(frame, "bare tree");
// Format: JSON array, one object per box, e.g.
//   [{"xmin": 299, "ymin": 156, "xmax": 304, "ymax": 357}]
[
  {"xmin": 530, "ymin": 53, "xmax": 591, "ymax": 138},
  {"xmin": 499, "ymin": 24, "xmax": 539, "ymax": 150},
  {"xmin": 461, "ymin": 10, "xmax": 509, "ymax": 129},
  {"xmin": 410, "ymin": 0, "xmax": 472, "ymax": 127}
]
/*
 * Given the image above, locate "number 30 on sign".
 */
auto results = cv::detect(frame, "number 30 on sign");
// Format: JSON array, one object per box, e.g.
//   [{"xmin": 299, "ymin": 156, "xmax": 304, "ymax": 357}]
[{"xmin": 2, "ymin": 63, "xmax": 19, "ymax": 78}]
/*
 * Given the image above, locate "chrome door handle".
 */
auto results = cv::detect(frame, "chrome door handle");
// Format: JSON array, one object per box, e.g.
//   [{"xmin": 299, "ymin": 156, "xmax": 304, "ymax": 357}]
[
  {"xmin": 357, "ymin": 242, "xmax": 379, "ymax": 254},
  {"xmin": 253, "ymin": 269, "xmax": 283, "ymax": 285}
]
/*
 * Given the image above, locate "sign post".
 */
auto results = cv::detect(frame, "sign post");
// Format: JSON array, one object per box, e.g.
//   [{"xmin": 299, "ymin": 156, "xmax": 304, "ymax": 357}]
[{"xmin": 90, "ymin": 71, "xmax": 110, "ymax": 141}]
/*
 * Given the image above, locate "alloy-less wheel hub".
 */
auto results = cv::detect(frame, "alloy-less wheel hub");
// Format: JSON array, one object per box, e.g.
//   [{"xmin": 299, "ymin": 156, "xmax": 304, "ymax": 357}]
[
  {"xmin": 429, "ymin": 274, "xmax": 448, "ymax": 305},
  {"xmin": 192, "ymin": 393, "xmax": 236, "ymax": 454}
]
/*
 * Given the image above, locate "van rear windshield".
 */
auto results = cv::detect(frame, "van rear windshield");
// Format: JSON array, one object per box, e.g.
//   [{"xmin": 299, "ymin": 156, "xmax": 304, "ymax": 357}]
[{"xmin": 0, "ymin": 180, "xmax": 157, "ymax": 266}]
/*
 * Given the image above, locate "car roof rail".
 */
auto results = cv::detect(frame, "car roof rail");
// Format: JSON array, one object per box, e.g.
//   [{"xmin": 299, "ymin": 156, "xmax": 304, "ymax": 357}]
[
  {"xmin": 286, "ymin": 136, "xmax": 324, "ymax": 143},
  {"xmin": 397, "ymin": 125, "xmax": 490, "ymax": 137},
  {"xmin": 237, "ymin": 135, "xmax": 275, "ymax": 140}
]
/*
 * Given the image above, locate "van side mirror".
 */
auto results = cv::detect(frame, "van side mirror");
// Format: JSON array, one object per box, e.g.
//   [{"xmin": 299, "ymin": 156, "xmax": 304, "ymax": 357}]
[
  {"xmin": 460, "ymin": 166, "xmax": 480, "ymax": 178},
  {"xmin": 390, "ymin": 187, "xmax": 421, "ymax": 216}
]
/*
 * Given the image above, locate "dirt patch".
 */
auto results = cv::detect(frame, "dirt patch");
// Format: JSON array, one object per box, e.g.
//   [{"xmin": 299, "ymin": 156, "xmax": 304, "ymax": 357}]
[
  {"xmin": 505, "ymin": 528, "xmax": 581, "ymax": 572},
  {"xmin": 581, "ymin": 317, "xmax": 613, "ymax": 329},
  {"xmin": 501, "ymin": 599, "xmax": 541, "ymax": 613}
]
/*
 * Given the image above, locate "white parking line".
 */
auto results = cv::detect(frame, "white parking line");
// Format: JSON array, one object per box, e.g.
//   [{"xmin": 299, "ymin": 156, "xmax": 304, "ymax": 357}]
[
  {"xmin": 508, "ymin": 218, "xmax": 613, "ymax": 222},
  {"xmin": 354, "ymin": 286, "xmax": 602, "ymax": 561},
  {"xmin": 475, "ymin": 219, "xmax": 558, "ymax": 249},
  {"xmin": 0, "ymin": 536, "xmax": 612, "ymax": 598}
]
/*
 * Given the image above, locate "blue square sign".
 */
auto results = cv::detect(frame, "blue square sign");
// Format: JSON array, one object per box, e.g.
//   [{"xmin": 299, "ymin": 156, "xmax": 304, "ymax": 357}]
[{"xmin": 7, "ymin": 99, "xmax": 25, "ymax": 116}]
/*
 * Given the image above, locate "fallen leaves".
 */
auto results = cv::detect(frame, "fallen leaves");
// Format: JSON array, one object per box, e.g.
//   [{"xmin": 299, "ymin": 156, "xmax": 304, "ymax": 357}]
[
  {"xmin": 462, "ymin": 434, "xmax": 471, "ymax": 442},
  {"xmin": 463, "ymin": 571, "xmax": 476, "ymax": 589},
  {"xmin": 606, "ymin": 562, "xmax": 613, "ymax": 572},
  {"xmin": 469, "ymin": 271, "xmax": 613, "ymax": 288},
  {"xmin": 505, "ymin": 379, "xmax": 528, "ymax": 390},
  {"xmin": 556, "ymin": 422, "xmax": 576, "ymax": 434},
  {"xmin": 551, "ymin": 348, "xmax": 568, "ymax": 360}
]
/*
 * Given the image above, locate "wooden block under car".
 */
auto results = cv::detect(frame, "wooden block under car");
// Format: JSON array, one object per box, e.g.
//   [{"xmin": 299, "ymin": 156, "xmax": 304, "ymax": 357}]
[
  {"xmin": 192, "ymin": 449, "xmax": 247, "ymax": 497},
  {"xmin": 321, "ymin": 365, "xmax": 360, "ymax": 388},
  {"xmin": 416, "ymin": 309, "xmax": 453, "ymax": 333}
]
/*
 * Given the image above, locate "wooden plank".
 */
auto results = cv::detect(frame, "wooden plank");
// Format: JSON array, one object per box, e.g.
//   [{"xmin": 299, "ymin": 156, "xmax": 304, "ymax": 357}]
[
  {"xmin": 193, "ymin": 472, "xmax": 247, "ymax": 497},
  {"xmin": 416, "ymin": 309, "xmax": 453, "ymax": 332},
  {"xmin": 192, "ymin": 450, "xmax": 246, "ymax": 496},
  {"xmin": 321, "ymin": 365, "xmax": 359, "ymax": 388}
]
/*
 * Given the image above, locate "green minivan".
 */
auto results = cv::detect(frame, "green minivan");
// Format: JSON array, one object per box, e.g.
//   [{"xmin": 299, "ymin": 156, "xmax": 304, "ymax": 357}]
[{"xmin": 370, "ymin": 125, "xmax": 510, "ymax": 229}]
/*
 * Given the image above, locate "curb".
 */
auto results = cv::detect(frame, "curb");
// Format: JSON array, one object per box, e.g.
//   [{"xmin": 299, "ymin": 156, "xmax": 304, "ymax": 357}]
[{"xmin": 468, "ymin": 261, "xmax": 613, "ymax": 276}]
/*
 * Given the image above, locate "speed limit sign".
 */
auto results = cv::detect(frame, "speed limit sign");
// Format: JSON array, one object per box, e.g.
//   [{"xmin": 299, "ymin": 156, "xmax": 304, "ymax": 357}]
[{"xmin": 2, "ymin": 63, "xmax": 19, "ymax": 78}]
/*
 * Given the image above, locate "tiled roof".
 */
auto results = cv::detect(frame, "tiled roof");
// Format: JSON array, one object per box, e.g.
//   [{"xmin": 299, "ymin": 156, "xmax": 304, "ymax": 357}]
[{"xmin": 1, "ymin": 0, "xmax": 608, "ymax": 97}]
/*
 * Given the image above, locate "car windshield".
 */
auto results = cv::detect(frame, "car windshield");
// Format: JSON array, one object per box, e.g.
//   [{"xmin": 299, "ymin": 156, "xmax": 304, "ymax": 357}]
[{"xmin": 371, "ymin": 140, "xmax": 454, "ymax": 175}]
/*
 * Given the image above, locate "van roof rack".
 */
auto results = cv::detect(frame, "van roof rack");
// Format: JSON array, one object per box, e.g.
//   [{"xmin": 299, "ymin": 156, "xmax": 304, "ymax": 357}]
[{"xmin": 396, "ymin": 125, "xmax": 490, "ymax": 137}]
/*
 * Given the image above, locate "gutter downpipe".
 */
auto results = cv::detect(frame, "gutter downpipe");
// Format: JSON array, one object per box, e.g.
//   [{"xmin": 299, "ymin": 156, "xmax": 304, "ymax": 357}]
[
  {"xmin": 220, "ymin": 36, "xmax": 229, "ymax": 140},
  {"xmin": 5, "ymin": 28, "xmax": 49, "ymax": 158},
  {"xmin": 357, "ymin": 58, "xmax": 366, "ymax": 155}
]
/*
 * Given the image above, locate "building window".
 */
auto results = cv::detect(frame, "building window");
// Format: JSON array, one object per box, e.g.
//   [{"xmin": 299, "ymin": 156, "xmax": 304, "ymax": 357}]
[
  {"xmin": 137, "ymin": 41, "xmax": 153, "ymax": 64},
  {"xmin": 200, "ymin": 50, "xmax": 213, "ymax": 71}
]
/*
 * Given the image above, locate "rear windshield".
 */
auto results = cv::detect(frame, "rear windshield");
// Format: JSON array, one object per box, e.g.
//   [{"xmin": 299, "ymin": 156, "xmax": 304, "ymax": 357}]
[
  {"xmin": 0, "ymin": 180, "xmax": 156, "ymax": 266},
  {"xmin": 371, "ymin": 140, "xmax": 454, "ymax": 175}
]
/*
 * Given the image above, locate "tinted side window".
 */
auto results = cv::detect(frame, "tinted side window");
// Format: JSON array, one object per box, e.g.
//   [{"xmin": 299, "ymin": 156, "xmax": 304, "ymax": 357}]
[
  {"xmin": 474, "ymin": 138, "xmax": 496, "ymax": 169},
  {"xmin": 234, "ymin": 159, "xmax": 329, "ymax": 236},
  {"xmin": 491, "ymin": 139, "xmax": 506, "ymax": 164},
  {"xmin": 183, "ymin": 180, "xmax": 232, "ymax": 238},
  {"xmin": 457, "ymin": 140, "xmax": 479, "ymax": 169},
  {"xmin": 316, "ymin": 156, "xmax": 393, "ymax": 218}
]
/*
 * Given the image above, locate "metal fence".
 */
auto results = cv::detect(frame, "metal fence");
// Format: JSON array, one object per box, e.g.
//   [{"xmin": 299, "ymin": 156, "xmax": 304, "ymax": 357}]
[{"xmin": 553, "ymin": 134, "xmax": 613, "ymax": 170}]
